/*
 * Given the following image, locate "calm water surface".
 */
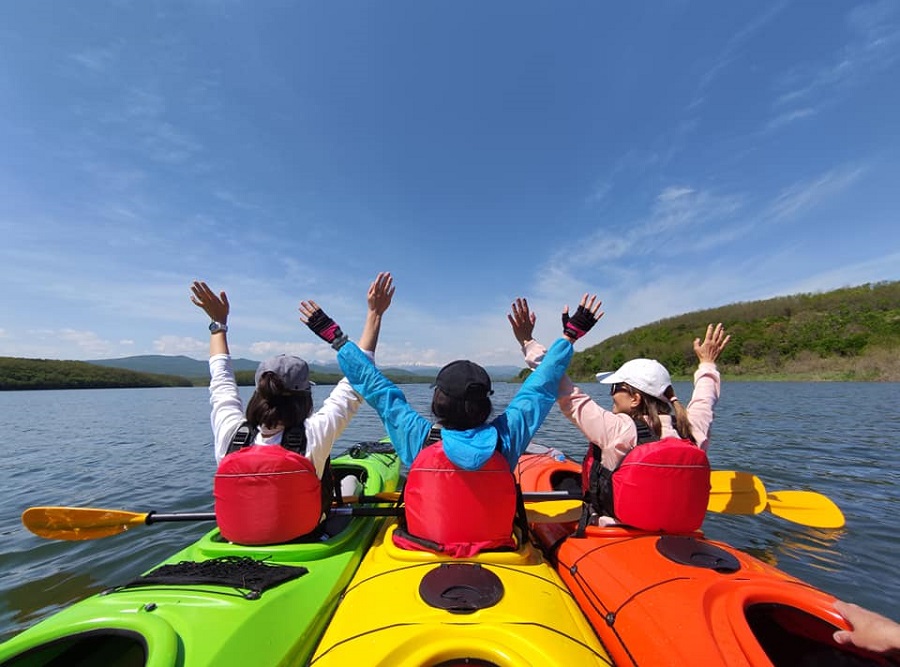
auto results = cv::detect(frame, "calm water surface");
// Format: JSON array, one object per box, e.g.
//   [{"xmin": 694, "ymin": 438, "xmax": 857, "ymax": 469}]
[{"xmin": 1, "ymin": 381, "xmax": 898, "ymax": 641}]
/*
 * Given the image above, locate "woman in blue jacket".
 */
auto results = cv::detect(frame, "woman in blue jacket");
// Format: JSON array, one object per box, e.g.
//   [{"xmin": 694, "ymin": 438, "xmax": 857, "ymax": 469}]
[{"xmin": 299, "ymin": 277, "xmax": 602, "ymax": 556}]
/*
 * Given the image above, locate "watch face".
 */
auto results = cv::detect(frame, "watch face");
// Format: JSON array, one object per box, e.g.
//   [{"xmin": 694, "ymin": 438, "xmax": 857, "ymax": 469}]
[{"xmin": 209, "ymin": 321, "xmax": 227, "ymax": 333}]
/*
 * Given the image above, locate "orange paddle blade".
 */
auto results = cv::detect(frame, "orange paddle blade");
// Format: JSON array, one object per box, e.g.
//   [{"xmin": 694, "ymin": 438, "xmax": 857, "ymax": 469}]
[{"xmin": 22, "ymin": 507, "xmax": 149, "ymax": 541}]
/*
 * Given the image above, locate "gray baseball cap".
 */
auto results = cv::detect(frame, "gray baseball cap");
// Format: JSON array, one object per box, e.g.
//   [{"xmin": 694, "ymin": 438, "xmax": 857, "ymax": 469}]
[{"xmin": 254, "ymin": 354, "xmax": 313, "ymax": 392}]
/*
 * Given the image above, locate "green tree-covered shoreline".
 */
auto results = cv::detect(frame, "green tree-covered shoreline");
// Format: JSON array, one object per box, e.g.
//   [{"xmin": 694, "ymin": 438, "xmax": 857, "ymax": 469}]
[
  {"xmin": 0, "ymin": 357, "xmax": 193, "ymax": 390},
  {"xmin": 563, "ymin": 281, "xmax": 899, "ymax": 383}
]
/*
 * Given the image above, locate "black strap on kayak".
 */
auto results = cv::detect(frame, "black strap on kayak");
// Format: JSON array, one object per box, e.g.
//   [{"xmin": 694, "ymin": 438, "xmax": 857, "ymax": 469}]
[
  {"xmin": 115, "ymin": 556, "xmax": 308, "ymax": 600},
  {"xmin": 348, "ymin": 440, "xmax": 396, "ymax": 457}
]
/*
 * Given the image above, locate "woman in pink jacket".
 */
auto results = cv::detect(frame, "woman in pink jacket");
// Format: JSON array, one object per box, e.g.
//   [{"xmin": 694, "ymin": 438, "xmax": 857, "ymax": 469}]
[{"xmin": 508, "ymin": 298, "xmax": 730, "ymax": 526}]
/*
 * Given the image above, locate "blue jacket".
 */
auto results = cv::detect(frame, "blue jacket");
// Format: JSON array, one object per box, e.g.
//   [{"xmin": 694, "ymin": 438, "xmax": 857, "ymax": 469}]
[{"xmin": 336, "ymin": 338, "xmax": 574, "ymax": 470}]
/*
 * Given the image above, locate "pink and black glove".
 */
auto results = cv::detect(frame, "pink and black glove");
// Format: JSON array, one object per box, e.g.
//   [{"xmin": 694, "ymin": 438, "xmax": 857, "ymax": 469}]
[
  {"xmin": 306, "ymin": 309, "xmax": 349, "ymax": 350},
  {"xmin": 562, "ymin": 305, "xmax": 599, "ymax": 341}
]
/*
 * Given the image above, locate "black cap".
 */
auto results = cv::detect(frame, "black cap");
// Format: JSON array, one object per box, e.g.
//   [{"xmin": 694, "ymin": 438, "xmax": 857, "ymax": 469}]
[{"xmin": 433, "ymin": 360, "xmax": 493, "ymax": 400}]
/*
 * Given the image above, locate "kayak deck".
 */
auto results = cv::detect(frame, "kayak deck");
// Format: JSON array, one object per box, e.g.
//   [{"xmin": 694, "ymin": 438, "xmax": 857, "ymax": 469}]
[
  {"xmin": 516, "ymin": 451, "xmax": 895, "ymax": 667},
  {"xmin": 310, "ymin": 519, "xmax": 612, "ymax": 667},
  {"xmin": 0, "ymin": 449, "xmax": 401, "ymax": 667}
]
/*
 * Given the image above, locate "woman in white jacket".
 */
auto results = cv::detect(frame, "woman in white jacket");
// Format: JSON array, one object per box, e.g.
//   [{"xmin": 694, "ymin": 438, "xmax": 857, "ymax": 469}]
[{"xmin": 190, "ymin": 273, "xmax": 394, "ymax": 489}]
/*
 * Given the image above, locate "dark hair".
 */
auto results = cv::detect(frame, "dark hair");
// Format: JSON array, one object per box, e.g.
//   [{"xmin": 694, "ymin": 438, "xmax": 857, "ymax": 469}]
[
  {"xmin": 246, "ymin": 371, "xmax": 313, "ymax": 431},
  {"xmin": 430, "ymin": 387, "xmax": 492, "ymax": 431},
  {"xmin": 627, "ymin": 385, "xmax": 696, "ymax": 444}
]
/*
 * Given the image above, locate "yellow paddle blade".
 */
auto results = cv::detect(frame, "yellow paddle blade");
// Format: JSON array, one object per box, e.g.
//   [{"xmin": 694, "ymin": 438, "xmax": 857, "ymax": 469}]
[
  {"xmin": 708, "ymin": 471, "xmax": 767, "ymax": 515},
  {"xmin": 22, "ymin": 507, "xmax": 149, "ymax": 541},
  {"xmin": 526, "ymin": 499, "xmax": 583, "ymax": 524},
  {"xmin": 766, "ymin": 491, "xmax": 846, "ymax": 529}
]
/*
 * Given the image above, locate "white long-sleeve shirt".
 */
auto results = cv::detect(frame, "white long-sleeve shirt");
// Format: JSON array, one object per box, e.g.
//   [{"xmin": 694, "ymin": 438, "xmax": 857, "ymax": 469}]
[{"xmin": 207, "ymin": 353, "xmax": 371, "ymax": 477}]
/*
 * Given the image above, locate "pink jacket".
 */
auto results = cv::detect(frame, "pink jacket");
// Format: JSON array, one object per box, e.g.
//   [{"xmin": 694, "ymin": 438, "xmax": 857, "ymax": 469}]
[{"xmin": 522, "ymin": 340, "xmax": 721, "ymax": 470}]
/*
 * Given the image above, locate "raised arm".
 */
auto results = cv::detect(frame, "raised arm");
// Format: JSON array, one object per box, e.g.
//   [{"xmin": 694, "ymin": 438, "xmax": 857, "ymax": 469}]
[
  {"xmin": 358, "ymin": 272, "xmax": 395, "ymax": 353},
  {"xmin": 562, "ymin": 293, "xmax": 603, "ymax": 344},
  {"xmin": 299, "ymin": 292, "xmax": 430, "ymax": 467},
  {"xmin": 190, "ymin": 281, "xmax": 231, "ymax": 357},
  {"xmin": 693, "ymin": 323, "xmax": 730, "ymax": 365},
  {"xmin": 508, "ymin": 297, "xmax": 537, "ymax": 348},
  {"xmin": 503, "ymin": 293, "xmax": 604, "ymax": 463}
]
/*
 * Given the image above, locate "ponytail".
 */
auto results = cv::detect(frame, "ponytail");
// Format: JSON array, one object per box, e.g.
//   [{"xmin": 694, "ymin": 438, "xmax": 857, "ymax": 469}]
[
  {"xmin": 664, "ymin": 388, "xmax": 696, "ymax": 444},
  {"xmin": 632, "ymin": 386, "xmax": 696, "ymax": 445}
]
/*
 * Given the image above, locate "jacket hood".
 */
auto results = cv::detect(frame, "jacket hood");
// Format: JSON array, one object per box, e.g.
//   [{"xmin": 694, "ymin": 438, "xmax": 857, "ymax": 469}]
[{"xmin": 440, "ymin": 425, "xmax": 498, "ymax": 471}]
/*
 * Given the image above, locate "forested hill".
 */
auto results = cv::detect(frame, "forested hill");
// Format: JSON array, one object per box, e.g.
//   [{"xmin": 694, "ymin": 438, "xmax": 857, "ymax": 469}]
[
  {"xmin": 0, "ymin": 357, "xmax": 192, "ymax": 390},
  {"xmin": 565, "ymin": 281, "xmax": 900, "ymax": 382}
]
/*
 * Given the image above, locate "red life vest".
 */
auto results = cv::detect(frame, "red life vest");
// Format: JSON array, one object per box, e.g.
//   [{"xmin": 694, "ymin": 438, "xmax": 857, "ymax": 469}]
[
  {"xmin": 582, "ymin": 419, "xmax": 710, "ymax": 533},
  {"xmin": 213, "ymin": 425, "xmax": 324, "ymax": 545},
  {"xmin": 392, "ymin": 441, "xmax": 518, "ymax": 558}
]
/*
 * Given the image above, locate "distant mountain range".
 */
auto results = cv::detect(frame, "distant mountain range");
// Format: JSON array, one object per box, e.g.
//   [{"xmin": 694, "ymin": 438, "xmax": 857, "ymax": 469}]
[{"xmin": 87, "ymin": 355, "xmax": 524, "ymax": 382}]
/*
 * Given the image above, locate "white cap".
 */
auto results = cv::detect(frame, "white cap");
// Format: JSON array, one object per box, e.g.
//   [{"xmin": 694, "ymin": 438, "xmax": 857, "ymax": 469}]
[{"xmin": 597, "ymin": 358, "xmax": 672, "ymax": 402}]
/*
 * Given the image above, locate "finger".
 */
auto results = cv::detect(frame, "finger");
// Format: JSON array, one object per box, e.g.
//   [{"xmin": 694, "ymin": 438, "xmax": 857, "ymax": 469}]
[
  {"xmin": 579, "ymin": 293, "xmax": 589, "ymax": 307},
  {"xmin": 832, "ymin": 630, "xmax": 852, "ymax": 646},
  {"xmin": 190, "ymin": 282, "xmax": 209, "ymax": 300},
  {"xmin": 220, "ymin": 292, "xmax": 229, "ymax": 309}
]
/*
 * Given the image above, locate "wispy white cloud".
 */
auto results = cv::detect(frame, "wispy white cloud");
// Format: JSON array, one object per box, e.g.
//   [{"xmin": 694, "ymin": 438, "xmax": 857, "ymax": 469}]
[
  {"xmin": 69, "ymin": 46, "xmax": 118, "ymax": 73},
  {"xmin": 657, "ymin": 186, "xmax": 695, "ymax": 202},
  {"xmin": 764, "ymin": 107, "xmax": 817, "ymax": 132},
  {"xmin": 48, "ymin": 329, "xmax": 121, "ymax": 358},
  {"xmin": 153, "ymin": 335, "xmax": 208, "ymax": 356},
  {"xmin": 690, "ymin": 1, "xmax": 789, "ymax": 108},
  {"xmin": 773, "ymin": 2, "xmax": 900, "ymax": 111},
  {"xmin": 767, "ymin": 166, "xmax": 865, "ymax": 223}
]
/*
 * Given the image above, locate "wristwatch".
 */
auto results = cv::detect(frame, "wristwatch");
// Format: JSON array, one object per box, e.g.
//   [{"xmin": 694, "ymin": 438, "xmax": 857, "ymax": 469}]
[{"xmin": 209, "ymin": 321, "xmax": 228, "ymax": 334}]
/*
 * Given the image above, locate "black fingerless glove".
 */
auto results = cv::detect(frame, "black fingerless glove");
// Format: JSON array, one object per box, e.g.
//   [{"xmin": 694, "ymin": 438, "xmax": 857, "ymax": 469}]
[
  {"xmin": 562, "ymin": 306, "xmax": 598, "ymax": 341},
  {"xmin": 306, "ymin": 309, "xmax": 349, "ymax": 350}
]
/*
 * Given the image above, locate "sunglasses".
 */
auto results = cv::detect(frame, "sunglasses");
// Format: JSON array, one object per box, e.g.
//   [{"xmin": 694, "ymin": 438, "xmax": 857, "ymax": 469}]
[{"xmin": 609, "ymin": 382, "xmax": 631, "ymax": 396}]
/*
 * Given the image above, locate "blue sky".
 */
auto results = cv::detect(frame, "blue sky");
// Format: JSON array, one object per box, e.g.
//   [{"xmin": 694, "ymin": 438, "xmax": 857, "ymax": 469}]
[{"xmin": 1, "ymin": 1, "xmax": 898, "ymax": 368}]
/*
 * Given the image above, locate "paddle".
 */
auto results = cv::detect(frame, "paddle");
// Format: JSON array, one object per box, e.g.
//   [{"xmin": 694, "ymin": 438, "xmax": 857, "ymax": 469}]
[
  {"xmin": 707, "ymin": 471, "xmax": 845, "ymax": 529},
  {"xmin": 23, "ymin": 491, "xmax": 580, "ymax": 541},
  {"xmin": 765, "ymin": 490, "xmax": 845, "ymax": 529},
  {"xmin": 708, "ymin": 470, "xmax": 767, "ymax": 514}
]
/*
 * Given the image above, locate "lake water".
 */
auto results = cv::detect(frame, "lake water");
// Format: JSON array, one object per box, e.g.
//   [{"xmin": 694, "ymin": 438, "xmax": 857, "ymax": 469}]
[{"xmin": 1, "ymin": 381, "xmax": 899, "ymax": 642}]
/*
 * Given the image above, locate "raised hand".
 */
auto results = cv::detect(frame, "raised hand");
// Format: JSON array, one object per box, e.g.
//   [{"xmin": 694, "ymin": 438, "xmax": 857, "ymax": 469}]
[
  {"xmin": 299, "ymin": 300, "xmax": 348, "ymax": 349},
  {"xmin": 562, "ymin": 294, "xmax": 603, "ymax": 341},
  {"xmin": 368, "ymin": 272, "xmax": 395, "ymax": 316},
  {"xmin": 507, "ymin": 298, "xmax": 536, "ymax": 346},
  {"xmin": 693, "ymin": 323, "xmax": 730, "ymax": 364},
  {"xmin": 190, "ymin": 281, "xmax": 229, "ymax": 324}
]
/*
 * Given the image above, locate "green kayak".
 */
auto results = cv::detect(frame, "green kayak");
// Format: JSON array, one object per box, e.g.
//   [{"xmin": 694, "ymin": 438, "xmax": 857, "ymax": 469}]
[{"xmin": 0, "ymin": 444, "xmax": 401, "ymax": 667}]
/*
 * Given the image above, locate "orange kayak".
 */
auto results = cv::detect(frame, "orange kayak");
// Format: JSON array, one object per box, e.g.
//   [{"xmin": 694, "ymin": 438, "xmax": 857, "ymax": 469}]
[{"xmin": 515, "ymin": 449, "xmax": 894, "ymax": 667}]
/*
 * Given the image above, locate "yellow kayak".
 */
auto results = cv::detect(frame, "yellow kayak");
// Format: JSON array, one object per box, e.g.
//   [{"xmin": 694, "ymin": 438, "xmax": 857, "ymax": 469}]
[{"xmin": 310, "ymin": 519, "xmax": 612, "ymax": 667}]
